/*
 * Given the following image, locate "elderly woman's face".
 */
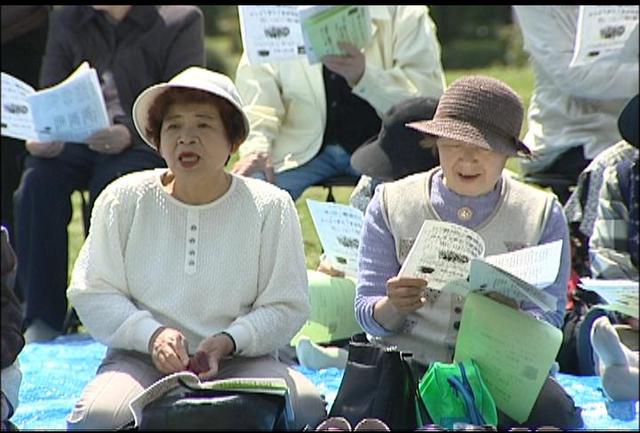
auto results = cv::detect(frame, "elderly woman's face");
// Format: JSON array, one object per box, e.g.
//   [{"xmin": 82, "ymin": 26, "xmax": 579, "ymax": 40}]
[
  {"xmin": 437, "ymin": 137, "xmax": 507, "ymax": 196},
  {"xmin": 159, "ymin": 101, "xmax": 230, "ymax": 177}
]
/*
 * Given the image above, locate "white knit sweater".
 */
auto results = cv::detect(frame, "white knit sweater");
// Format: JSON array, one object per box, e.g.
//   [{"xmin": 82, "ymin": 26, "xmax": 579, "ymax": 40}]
[{"xmin": 67, "ymin": 169, "xmax": 309, "ymax": 357}]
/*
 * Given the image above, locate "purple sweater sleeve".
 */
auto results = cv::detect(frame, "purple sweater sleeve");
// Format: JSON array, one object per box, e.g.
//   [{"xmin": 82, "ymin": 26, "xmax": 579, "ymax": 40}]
[
  {"xmin": 355, "ymin": 186, "xmax": 401, "ymax": 335},
  {"xmin": 520, "ymin": 200, "xmax": 571, "ymax": 329},
  {"xmin": 355, "ymin": 186, "xmax": 571, "ymax": 332}
]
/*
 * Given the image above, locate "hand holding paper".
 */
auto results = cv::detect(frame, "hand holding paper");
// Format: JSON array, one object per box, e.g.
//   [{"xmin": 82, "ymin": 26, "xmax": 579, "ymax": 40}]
[
  {"xmin": 1, "ymin": 62, "xmax": 110, "ymax": 143},
  {"xmin": 386, "ymin": 275, "xmax": 428, "ymax": 314},
  {"xmin": 322, "ymin": 42, "xmax": 366, "ymax": 86},
  {"xmin": 25, "ymin": 140, "xmax": 65, "ymax": 158},
  {"xmin": 85, "ymin": 124, "xmax": 131, "ymax": 154}
]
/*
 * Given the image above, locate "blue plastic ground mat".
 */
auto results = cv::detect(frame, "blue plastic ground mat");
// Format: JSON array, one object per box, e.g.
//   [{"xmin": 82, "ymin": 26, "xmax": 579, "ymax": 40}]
[{"xmin": 11, "ymin": 334, "xmax": 639, "ymax": 430}]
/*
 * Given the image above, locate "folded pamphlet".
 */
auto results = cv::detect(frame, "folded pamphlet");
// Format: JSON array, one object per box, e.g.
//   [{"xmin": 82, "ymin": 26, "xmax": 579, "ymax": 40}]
[
  {"xmin": 579, "ymin": 278, "xmax": 639, "ymax": 318},
  {"xmin": 1, "ymin": 61, "xmax": 109, "ymax": 143},
  {"xmin": 129, "ymin": 371, "xmax": 292, "ymax": 427},
  {"xmin": 399, "ymin": 220, "xmax": 562, "ymax": 311},
  {"xmin": 238, "ymin": 5, "xmax": 372, "ymax": 64}
]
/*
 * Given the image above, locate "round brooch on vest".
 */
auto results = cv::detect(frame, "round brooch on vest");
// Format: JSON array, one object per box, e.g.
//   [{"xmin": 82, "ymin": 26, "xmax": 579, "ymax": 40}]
[{"xmin": 457, "ymin": 206, "xmax": 473, "ymax": 221}]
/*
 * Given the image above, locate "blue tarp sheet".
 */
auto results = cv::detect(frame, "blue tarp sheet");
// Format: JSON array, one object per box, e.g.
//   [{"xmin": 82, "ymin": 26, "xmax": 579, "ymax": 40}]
[{"xmin": 11, "ymin": 334, "xmax": 639, "ymax": 430}]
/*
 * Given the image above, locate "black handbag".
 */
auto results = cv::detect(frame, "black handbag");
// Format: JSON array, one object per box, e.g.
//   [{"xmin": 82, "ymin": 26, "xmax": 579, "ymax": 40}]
[
  {"xmin": 138, "ymin": 379, "xmax": 289, "ymax": 430},
  {"xmin": 328, "ymin": 336, "xmax": 430, "ymax": 430}
]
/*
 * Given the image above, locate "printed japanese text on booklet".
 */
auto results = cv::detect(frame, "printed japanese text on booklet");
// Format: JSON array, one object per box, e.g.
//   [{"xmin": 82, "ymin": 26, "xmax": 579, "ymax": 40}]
[
  {"xmin": 238, "ymin": 5, "xmax": 372, "ymax": 64},
  {"xmin": 1, "ymin": 61, "xmax": 109, "ymax": 143},
  {"xmin": 398, "ymin": 220, "xmax": 562, "ymax": 311}
]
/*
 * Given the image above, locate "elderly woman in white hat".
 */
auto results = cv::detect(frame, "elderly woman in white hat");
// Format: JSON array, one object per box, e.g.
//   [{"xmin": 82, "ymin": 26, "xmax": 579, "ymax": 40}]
[
  {"xmin": 65, "ymin": 67, "xmax": 326, "ymax": 430},
  {"xmin": 354, "ymin": 75, "xmax": 583, "ymax": 429}
]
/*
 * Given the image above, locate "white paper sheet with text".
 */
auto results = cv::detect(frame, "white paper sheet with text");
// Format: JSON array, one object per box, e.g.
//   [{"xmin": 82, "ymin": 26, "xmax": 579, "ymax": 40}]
[
  {"xmin": 238, "ymin": 6, "xmax": 306, "ymax": 64},
  {"xmin": 27, "ymin": 63, "xmax": 110, "ymax": 143},
  {"xmin": 1, "ymin": 72, "xmax": 38, "ymax": 141},
  {"xmin": 469, "ymin": 259, "xmax": 558, "ymax": 311},
  {"xmin": 1, "ymin": 62, "xmax": 109, "ymax": 143},
  {"xmin": 579, "ymin": 278, "xmax": 639, "ymax": 318},
  {"xmin": 484, "ymin": 239, "xmax": 562, "ymax": 288},
  {"xmin": 306, "ymin": 199, "xmax": 364, "ymax": 278},
  {"xmin": 570, "ymin": 6, "xmax": 639, "ymax": 67},
  {"xmin": 398, "ymin": 220, "xmax": 485, "ymax": 289}
]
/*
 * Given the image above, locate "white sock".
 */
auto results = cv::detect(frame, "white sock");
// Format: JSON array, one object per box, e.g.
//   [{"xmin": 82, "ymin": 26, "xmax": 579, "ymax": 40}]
[
  {"xmin": 295, "ymin": 337, "xmax": 348, "ymax": 370},
  {"xmin": 591, "ymin": 316, "xmax": 627, "ymax": 368},
  {"xmin": 591, "ymin": 316, "xmax": 640, "ymax": 400}
]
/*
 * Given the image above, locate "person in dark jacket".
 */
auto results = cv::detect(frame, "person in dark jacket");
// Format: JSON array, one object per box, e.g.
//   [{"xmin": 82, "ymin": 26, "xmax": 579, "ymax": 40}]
[
  {"xmin": 1, "ymin": 225, "xmax": 24, "ymax": 430},
  {"xmin": 14, "ymin": 5, "xmax": 205, "ymax": 343},
  {"xmin": 1, "ymin": 6, "xmax": 50, "ymax": 240}
]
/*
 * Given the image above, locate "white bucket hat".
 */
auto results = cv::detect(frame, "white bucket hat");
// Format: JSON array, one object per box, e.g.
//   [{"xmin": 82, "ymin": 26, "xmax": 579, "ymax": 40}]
[{"xmin": 132, "ymin": 66, "xmax": 250, "ymax": 149}]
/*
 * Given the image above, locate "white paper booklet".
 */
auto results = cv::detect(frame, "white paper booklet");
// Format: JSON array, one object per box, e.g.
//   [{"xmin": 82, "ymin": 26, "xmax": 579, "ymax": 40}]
[
  {"xmin": 129, "ymin": 371, "xmax": 292, "ymax": 427},
  {"xmin": 570, "ymin": 6, "xmax": 639, "ymax": 68},
  {"xmin": 1, "ymin": 62, "xmax": 109, "ymax": 143},
  {"xmin": 306, "ymin": 199, "xmax": 364, "ymax": 278},
  {"xmin": 579, "ymin": 278, "xmax": 639, "ymax": 318},
  {"xmin": 238, "ymin": 5, "xmax": 372, "ymax": 65},
  {"xmin": 399, "ymin": 220, "xmax": 562, "ymax": 311}
]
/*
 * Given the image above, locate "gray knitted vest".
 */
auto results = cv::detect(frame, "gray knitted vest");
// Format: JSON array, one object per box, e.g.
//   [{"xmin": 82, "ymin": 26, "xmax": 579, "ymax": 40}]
[{"xmin": 373, "ymin": 168, "xmax": 557, "ymax": 364}]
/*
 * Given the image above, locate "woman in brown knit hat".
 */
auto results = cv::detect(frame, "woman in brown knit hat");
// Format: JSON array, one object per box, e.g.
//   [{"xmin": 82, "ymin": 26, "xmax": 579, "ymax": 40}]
[{"xmin": 354, "ymin": 75, "xmax": 583, "ymax": 429}]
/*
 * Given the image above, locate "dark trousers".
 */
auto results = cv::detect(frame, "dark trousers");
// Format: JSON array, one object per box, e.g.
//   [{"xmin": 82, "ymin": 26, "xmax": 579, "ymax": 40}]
[
  {"xmin": 1, "ymin": 22, "xmax": 49, "ymax": 239},
  {"xmin": 14, "ymin": 143, "xmax": 165, "ymax": 331},
  {"xmin": 497, "ymin": 375, "xmax": 583, "ymax": 430},
  {"xmin": 534, "ymin": 146, "xmax": 591, "ymax": 204}
]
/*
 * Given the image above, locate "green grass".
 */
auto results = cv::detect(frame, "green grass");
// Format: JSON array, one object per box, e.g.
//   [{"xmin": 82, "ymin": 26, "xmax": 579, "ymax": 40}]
[{"xmin": 67, "ymin": 65, "xmax": 534, "ymax": 277}]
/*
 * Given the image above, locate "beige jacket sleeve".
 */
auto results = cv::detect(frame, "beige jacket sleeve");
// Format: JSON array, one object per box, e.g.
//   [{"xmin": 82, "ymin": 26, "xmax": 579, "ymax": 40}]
[{"xmin": 235, "ymin": 6, "xmax": 446, "ymax": 171}]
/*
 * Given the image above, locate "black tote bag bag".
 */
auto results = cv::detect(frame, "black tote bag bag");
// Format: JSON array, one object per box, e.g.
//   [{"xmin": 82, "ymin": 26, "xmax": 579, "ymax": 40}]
[{"xmin": 328, "ymin": 338, "xmax": 429, "ymax": 430}]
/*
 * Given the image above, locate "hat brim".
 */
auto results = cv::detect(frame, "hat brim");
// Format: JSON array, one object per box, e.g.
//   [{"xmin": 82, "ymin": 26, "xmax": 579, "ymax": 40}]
[
  {"xmin": 351, "ymin": 134, "xmax": 396, "ymax": 181},
  {"xmin": 132, "ymin": 82, "xmax": 250, "ymax": 150},
  {"xmin": 406, "ymin": 119, "xmax": 530, "ymax": 157},
  {"xmin": 618, "ymin": 94, "xmax": 639, "ymax": 148}
]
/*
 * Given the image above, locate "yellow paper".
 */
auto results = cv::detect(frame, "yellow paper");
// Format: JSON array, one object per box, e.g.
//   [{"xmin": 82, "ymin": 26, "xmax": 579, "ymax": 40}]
[
  {"xmin": 290, "ymin": 270, "xmax": 363, "ymax": 345},
  {"xmin": 453, "ymin": 293, "xmax": 562, "ymax": 423}
]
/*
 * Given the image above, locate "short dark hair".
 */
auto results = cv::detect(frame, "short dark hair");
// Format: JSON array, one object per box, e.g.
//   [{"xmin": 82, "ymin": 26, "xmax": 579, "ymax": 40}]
[{"xmin": 145, "ymin": 87, "xmax": 247, "ymax": 152}]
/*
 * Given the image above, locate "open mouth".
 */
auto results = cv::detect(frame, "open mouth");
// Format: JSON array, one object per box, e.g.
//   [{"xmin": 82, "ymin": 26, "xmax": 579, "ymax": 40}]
[
  {"xmin": 458, "ymin": 173, "xmax": 481, "ymax": 181},
  {"xmin": 178, "ymin": 152, "xmax": 200, "ymax": 168}
]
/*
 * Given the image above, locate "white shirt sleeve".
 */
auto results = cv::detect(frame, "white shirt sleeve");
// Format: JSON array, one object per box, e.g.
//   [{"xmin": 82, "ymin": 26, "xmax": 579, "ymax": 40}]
[
  {"xmin": 226, "ymin": 193, "xmax": 310, "ymax": 356},
  {"xmin": 67, "ymin": 185, "xmax": 164, "ymax": 354}
]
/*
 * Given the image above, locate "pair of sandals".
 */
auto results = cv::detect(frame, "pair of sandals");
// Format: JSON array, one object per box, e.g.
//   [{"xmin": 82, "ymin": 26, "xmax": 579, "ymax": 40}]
[{"xmin": 315, "ymin": 416, "xmax": 390, "ymax": 431}]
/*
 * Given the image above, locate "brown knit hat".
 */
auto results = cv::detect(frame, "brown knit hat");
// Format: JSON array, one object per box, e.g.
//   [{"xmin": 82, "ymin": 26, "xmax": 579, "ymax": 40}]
[{"xmin": 406, "ymin": 75, "xmax": 531, "ymax": 157}]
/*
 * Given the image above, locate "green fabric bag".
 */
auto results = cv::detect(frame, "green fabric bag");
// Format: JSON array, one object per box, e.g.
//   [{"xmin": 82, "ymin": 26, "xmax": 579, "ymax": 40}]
[{"xmin": 418, "ymin": 359, "xmax": 497, "ymax": 429}]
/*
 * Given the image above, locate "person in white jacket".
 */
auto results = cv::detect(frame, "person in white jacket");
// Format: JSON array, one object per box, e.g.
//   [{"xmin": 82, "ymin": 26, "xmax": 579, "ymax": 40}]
[
  {"xmin": 232, "ymin": 5, "xmax": 446, "ymax": 200},
  {"xmin": 65, "ymin": 67, "xmax": 326, "ymax": 430},
  {"xmin": 513, "ymin": 6, "xmax": 639, "ymax": 203}
]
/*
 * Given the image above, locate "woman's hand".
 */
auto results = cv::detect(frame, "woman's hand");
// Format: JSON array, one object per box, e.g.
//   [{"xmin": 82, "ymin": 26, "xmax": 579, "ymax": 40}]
[
  {"xmin": 385, "ymin": 276, "xmax": 428, "ymax": 315},
  {"xmin": 25, "ymin": 140, "xmax": 65, "ymax": 158},
  {"xmin": 149, "ymin": 327, "xmax": 190, "ymax": 374},
  {"xmin": 231, "ymin": 151, "xmax": 275, "ymax": 182},
  {"xmin": 316, "ymin": 256, "xmax": 345, "ymax": 278},
  {"xmin": 194, "ymin": 333, "xmax": 235, "ymax": 380},
  {"xmin": 322, "ymin": 42, "xmax": 366, "ymax": 87},
  {"xmin": 85, "ymin": 124, "xmax": 131, "ymax": 154}
]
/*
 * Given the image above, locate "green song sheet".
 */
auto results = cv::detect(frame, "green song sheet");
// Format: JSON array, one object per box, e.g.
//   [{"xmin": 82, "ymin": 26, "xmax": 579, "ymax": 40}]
[
  {"xmin": 291, "ymin": 270, "xmax": 363, "ymax": 345},
  {"xmin": 300, "ymin": 5, "xmax": 371, "ymax": 62},
  {"xmin": 454, "ymin": 293, "xmax": 562, "ymax": 423}
]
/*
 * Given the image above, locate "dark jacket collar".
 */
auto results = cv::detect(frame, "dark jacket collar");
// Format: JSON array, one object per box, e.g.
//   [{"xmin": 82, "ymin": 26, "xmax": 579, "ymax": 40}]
[{"xmin": 74, "ymin": 5, "xmax": 159, "ymax": 30}]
